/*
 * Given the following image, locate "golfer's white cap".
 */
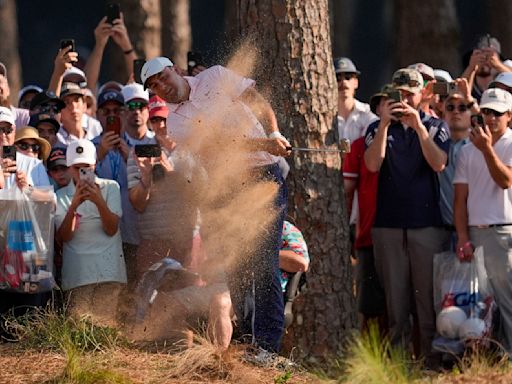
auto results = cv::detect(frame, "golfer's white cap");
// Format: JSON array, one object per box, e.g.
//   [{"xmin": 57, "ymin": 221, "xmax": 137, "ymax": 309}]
[{"xmin": 140, "ymin": 57, "xmax": 174, "ymax": 89}]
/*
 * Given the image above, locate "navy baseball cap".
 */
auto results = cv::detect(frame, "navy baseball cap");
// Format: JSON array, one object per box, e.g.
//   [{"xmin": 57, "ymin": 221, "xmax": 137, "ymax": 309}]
[{"xmin": 97, "ymin": 89, "xmax": 124, "ymax": 108}]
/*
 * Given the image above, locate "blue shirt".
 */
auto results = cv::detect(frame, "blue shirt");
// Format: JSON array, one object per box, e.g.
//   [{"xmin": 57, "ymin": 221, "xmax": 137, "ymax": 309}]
[
  {"xmin": 439, "ymin": 137, "xmax": 469, "ymax": 225},
  {"xmin": 364, "ymin": 112, "xmax": 450, "ymax": 228}
]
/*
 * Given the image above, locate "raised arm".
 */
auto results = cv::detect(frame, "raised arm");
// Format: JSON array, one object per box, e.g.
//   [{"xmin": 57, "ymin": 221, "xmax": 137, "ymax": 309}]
[{"xmin": 84, "ymin": 17, "xmax": 111, "ymax": 91}]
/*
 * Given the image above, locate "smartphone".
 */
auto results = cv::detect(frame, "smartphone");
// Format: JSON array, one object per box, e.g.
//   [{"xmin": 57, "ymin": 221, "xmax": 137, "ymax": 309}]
[
  {"xmin": 106, "ymin": 3, "xmax": 121, "ymax": 24},
  {"xmin": 2, "ymin": 145, "xmax": 16, "ymax": 162},
  {"xmin": 134, "ymin": 144, "xmax": 161, "ymax": 158},
  {"xmin": 187, "ymin": 51, "xmax": 203, "ymax": 75},
  {"xmin": 106, "ymin": 115, "xmax": 121, "ymax": 136},
  {"xmin": 387, "ymin": 89, "xmax": 403, "ymax": 118},
  {"xmin": 60, "ymin": 39, "xmax": 75, "ymax": 52},
  {"xmin": 387, "ymin": 89, "xmax": 402, "ymax": 103},
  {"xmin": 471, "ymin": 114, "xmax": 484, "ymax": 128},
  {"xmin": 133, "ymin": 59, "xmax": 146, "ymax": 84},
  {"xmin": 433, "ymin": 82, "xmax": 457, "ymax": 96},
  {"xmin": 79, "ymin": 168, "xmax": 95, "ymax": 184}
]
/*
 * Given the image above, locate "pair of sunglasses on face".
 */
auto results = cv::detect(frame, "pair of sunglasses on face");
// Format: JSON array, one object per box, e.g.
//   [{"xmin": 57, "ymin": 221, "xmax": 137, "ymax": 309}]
[
  {"xmin": 16, "ymin": 141, "xmax": 41, "ymax": 152},
  {"xmin": 481, "ymin": 108, "xmax": 506, "ymax": 117},
  {"xmin": 445, "ymin": 104, "xmax": 470, "ymax": 113},
  {"xmin": 336, "ymin": 73, "xmax": 357, "ymax": 82},
  {"xmin": 126, "ymin": 101, "xmax": 148, "ymax": 111}
]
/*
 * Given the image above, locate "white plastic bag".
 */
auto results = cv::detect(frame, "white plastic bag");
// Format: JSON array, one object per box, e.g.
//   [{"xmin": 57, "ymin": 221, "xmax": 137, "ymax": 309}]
[
  {"xmin": 0, "ymin": 186, "xmax": 55, "ymax": 293},
  {"xmin": 432, "ymin": 247, "xmax": 496, "ymax": 353}
]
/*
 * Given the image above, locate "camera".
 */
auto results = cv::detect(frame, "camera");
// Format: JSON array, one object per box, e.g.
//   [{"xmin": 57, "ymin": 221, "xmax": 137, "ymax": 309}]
[
  {"xmin": 134, "ymin": 144, "xmax": 161, "ymax": 158},
  {"xmin": 433, "ymin": 82, "xmax": 457, "ymax": 96}
]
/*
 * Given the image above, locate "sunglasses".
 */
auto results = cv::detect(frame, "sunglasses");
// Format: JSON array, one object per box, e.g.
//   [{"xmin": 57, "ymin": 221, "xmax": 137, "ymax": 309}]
[
  {"xmin": 336, "ymin": 73, "xmax": 357, "ymax": 82},
  {"xmin": 126, "ymin": 101, "xmax": 148, "ymax": 111},
  {"xmin": 481, "ymin": 108, "xmax": 506, "ymax": 117},
  {"xmin": 0, "ymin": 127, "xmax": 14, "ymax": 135},
  {"xmin": 39, "ymin": 104, "xmax": 61, "ymax": 114},
  {"xmin": 446, "ymin": 104, "xmax": 469, "ymax": 113},
  {"xmin": 16, "ymin": 142, "xmax": 41, "ymax": 152},
  {"xmin": 150, "ymin": 116, "xmax": 165, "ymax": 123}
]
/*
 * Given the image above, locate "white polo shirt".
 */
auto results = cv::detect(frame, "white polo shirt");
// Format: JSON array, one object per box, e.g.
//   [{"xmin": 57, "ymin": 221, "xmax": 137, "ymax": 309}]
[
  {"xmin": 165, "ymin": 65, "xmax": 277, "ymax": 167},
  {"xmin": 337, "ymin": 99, "xmax": 377, "ymax": 143},
  {"xmin": 55, "ymin": 177, "xmax": 126, "ymax": 290},
  {"xmin": 453, "ymin": 129, "xmax": 512, "ymax": 226}
]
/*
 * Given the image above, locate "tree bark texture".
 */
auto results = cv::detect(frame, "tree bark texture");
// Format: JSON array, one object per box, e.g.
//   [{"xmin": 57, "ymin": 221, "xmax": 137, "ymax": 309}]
[
  {"xmin": 394, "ymin": 0, "xmax": 460, "ymax": 76},
  {"xmin": 235, "ymin": 0, "xmax": 356, "ymax": 363},
  {"xmin": 161, "ymin": 0, "xmax": 191, "ymax": 69},
  {"xmin": 488, "ymin": 0, "xmax": 512, "ymax": 58},
  {"xmin": 1, "ymin": 0, "xmax": 22, "ymax": 104}
]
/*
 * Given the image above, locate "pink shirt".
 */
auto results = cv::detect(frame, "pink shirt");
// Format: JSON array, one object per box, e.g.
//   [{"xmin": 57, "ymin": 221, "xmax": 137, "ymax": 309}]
[{"xmin": 166, "ymin": 65, "xmax": 277, "ymax": 167}]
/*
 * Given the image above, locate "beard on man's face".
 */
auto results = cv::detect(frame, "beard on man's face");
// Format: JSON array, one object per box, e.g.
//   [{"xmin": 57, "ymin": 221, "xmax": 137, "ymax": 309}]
[
  {"xmin": 476, "ymin": 65, "xmax": 492, "ymax": 77},
  {"xmin": 0, "ymin": 95, "xmax": 10, "ymax": 107}
]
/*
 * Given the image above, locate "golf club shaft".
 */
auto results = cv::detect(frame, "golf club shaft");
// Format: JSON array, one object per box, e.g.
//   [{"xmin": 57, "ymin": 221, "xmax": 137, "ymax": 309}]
[{"xmin": 287, "ymin": 146, "xmax": 342, "ymax": 153}]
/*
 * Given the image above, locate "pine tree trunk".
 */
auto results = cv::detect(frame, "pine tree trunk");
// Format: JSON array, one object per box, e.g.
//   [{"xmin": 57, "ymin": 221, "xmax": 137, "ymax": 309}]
[
  {"xmin": 0, "ymin": 0, "xmax": 22, "ymax": 105},
  {"xmin": 394, "ymin": 0, "xmax": 460, "ymax": 75},
  {"xmin": 161, "ymin": 0, "xmax": 191, "ymax": 69},
  {"xmin": 235, "ymin": 0, "xmax": 356, "ymax": 363}
]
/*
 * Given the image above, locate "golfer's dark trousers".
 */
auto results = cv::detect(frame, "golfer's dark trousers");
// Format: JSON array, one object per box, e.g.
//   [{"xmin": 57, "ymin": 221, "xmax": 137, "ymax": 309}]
[{"xmin": 229, "ymin": 162, "xmax": 287, "ymax": 352}]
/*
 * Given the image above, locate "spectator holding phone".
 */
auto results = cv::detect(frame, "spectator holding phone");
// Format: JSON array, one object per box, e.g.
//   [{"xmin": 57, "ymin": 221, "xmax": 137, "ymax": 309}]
[
  {"xmin": 48, "ymin": 42, "xmax": 79, "ymax": 98},
  {"xmin": 364, "ymin": 68, "xmax": 450, "ymax": 368},
  {"xmin": 454, "ymin": 88, "xmax": 512, "ymax": 357},
  {"xmin": 55, "ymin": 139, "xmax": 126, "ymax": 327},
  {"xmin": 84, "ymin": 11, "xmax": 137, "ymax": 90},
  {"xmin": 0, "ymin": 108, "xmax": 50, "ymax": 190},
  {"xmin": 94, "ymin": 87, "xmax": 143, "ymax": 285},
  {"xmin": 461, "ymin": 35, "xmax": 512, "ymax": 102}
]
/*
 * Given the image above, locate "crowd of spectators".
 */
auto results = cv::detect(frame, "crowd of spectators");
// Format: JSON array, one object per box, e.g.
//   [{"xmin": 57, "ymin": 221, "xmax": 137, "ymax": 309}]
[{"xmin": 342, "ymin": 34, "xmax": 512, "ymax": 368}]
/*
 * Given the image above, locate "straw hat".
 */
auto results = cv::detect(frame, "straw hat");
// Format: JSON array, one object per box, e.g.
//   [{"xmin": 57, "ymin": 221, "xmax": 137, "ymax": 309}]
[{"xmin": 14, "ymin": 126, "xmax": 51, "ymax": 161}]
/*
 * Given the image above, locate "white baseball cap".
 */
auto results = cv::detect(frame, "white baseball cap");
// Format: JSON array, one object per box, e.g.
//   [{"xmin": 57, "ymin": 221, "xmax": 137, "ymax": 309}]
[
  {"xmin": 121, "ymin": 83, "xmax": 149, "ymax": 103},
  {"xmin": 67, "ymin": 139, "xmax": 97, "ymax": 166},
  {"xmin": 480, "ymin": 88, "xmax": 512, "ymax": 113},
  {"xmin": 63, "ymin": 66, "xmax": 87, "ymax": 84},
  {"xmin": 433, "ymin": 69, "xmax": 453, "ymax": 83},
  {"xmin": 140, "ymin": 57, "xmax": 174, "ymax": 89},
  {"xmin": 0, "ymin": 106, "xmax": 15, "ymax": 126},
  {"xmin": 490, "ymin": 72, "xmax": 512, "ymax": 88},
  {"xmin": 407, "ymin": 62, "xmax": 435, "ymax": 80}
]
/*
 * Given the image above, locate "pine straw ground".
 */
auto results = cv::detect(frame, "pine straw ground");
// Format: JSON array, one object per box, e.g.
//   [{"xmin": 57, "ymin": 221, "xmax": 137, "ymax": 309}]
[
  {"xmin": 2, "ymin": 343, "xmax": 512, "ymax": 384},
  {"xmin": 0, "ymin": 342, "xmax": 318, "ymax": 384}
]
